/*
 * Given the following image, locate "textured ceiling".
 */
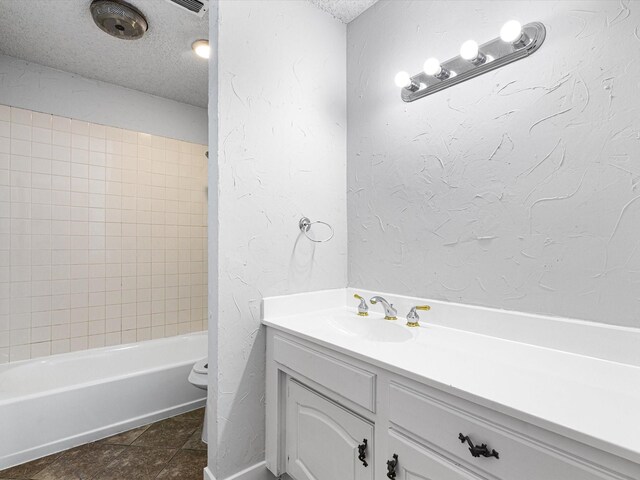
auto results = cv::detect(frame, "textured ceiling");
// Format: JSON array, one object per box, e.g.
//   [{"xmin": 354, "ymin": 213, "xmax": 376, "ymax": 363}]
[
  {"xmin": 308, "ymin": 0, "xmax": 379, "ymax": 23},
  {"xmin": 0, "ymin": 0, "xmax": 209, "ymax": 108}
]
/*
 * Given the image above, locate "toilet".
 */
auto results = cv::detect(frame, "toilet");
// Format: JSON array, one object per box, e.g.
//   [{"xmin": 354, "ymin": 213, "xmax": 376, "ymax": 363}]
[{"xmin": 188, "ymin": 358, "xmax": 208, "ymax": 443}]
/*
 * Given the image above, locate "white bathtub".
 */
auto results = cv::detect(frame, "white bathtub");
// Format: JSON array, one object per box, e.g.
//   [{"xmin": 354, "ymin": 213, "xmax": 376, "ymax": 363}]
[{"xmin": 0, "ymin": 332, "xmax": 208, "ymax": 469}]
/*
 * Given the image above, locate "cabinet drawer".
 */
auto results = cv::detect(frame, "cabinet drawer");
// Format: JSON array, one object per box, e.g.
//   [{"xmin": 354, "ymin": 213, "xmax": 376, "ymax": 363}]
[
  {"xmin": 273, "ymin": 335, "xmax": 376, "ymax": 412},
  {"xmin": 389, "ymin": 383, "xmax": 607, "ymax": 480}
]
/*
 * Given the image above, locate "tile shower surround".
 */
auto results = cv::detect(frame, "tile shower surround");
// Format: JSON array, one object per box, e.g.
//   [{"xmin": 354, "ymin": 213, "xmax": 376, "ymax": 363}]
[{"xmin": 0, "ymin": 104, "xmax": 208, "ymax": 363}]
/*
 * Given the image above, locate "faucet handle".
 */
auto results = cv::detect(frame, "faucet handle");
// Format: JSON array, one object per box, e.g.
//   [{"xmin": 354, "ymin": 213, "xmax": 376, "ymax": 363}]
[
  {"xmin": 353, "ymin": 294, "xmax": 368, "ymax": 316},
  {"xmin": 406, "ymin": 305, "xmax": 431, "ymax": 327}
]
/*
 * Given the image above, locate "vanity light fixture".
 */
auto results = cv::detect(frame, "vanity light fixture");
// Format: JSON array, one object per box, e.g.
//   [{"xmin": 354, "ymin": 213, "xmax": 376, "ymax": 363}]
[
  {"xmin": 500, "ymin": 20, "xmax": 528, "ymax": 47},
  {"xmin": 423, "ymin": 58, "xmax": 450, "ymax": 80},
  {"xmin": 394, "ymin": 71, "xmax": 419, "ymax": 91},
  {"xmin": 460, "ymin": 40, "xmax": 486, "ymax": 65},
  {"xmin": 395, "ymin": 20, "xmax": 546, "ymax": 102},
  {"xmin": 192, "ymin": 39, "xmax": 210, "ymax": 59}
]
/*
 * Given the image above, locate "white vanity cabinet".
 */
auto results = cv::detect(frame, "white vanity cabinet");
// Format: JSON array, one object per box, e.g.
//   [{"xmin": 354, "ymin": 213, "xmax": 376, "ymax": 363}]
[
  {"xmin": 285, "ymin": 380, "xmax": 374, "ymax": 480},
  {"xmin": 265, "ymin": 327, "xmax": 640, "ymax": 480},
  {"xmin": 263, "ymin": 290, "xmax": 640, "ymax": 480}
]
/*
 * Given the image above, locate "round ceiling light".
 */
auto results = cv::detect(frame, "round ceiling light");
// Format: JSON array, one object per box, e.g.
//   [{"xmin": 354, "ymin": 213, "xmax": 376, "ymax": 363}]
[{"xmin": 192, "ymin": 40, "xmax": 210, "ymax": 59}]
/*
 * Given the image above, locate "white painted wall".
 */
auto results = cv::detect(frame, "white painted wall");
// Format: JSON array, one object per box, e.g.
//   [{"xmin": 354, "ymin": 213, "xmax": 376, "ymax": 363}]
[
  {"xmin": 213, "ymin": 0, "xmax": 347, "ymax": 477},
  {"xmin": 0, "ymin": 55, "xmax": 208, "ymax": 145},
  {"xmin": 347, "ymin": 0, "xmax": 640, "ymax": 327},
  {"xmin": 207, "ymin": 0, "xmax": 219, "ymax": 476}
]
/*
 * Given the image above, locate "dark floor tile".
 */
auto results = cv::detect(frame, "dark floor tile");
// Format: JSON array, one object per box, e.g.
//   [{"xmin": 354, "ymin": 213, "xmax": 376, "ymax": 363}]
[
  {"xmin": 93, "ymin": 446, "xmax": 177, "ymax": 480},
  {"xmin": 132, "ymin": 412, "xmax": 202, "ymax": 449},
  {"xmin": 171, "ymin": 408, "xmax": 205, "ymax": 426},
  {"xmin": 155, "ymin": 450, "xmax": 207, "ymax": 480},
  {"xmin": 33, "ymin": 444, "xmax": 126, "ymax": 480},
  {"xmin": 181, "ymin": 427, "xmax": 207, "ymax": 451},
  {"xmin": 0, "ymin": 452, "xmax": 63, "ymax": 479},
  {"xmin": 97, "ymin": 425, "xmax": 150, "ymax": 446},
  {"xmin": 2, "ymin": 410, "xmax": 205, "ymax": 480}
]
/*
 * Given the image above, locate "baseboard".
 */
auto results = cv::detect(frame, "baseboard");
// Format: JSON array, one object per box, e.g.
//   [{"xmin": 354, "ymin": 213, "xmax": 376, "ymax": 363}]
[
  {"xmin": 204, "ymin": 461, "xmax": 274, "ymax": 480},
  {"xmin": 204, "ymin": 466, "xmax": 215, "ymax": 480}
]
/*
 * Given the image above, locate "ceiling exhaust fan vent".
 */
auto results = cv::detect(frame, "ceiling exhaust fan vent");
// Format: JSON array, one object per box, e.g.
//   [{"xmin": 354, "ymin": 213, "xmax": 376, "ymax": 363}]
[
  {"xmin": 164, "ymin": 0, "xmax": 209, "ymax": 17},
  {"xmin": 90, "ymin": 0, "xmax": 148, "ymax": 40}
]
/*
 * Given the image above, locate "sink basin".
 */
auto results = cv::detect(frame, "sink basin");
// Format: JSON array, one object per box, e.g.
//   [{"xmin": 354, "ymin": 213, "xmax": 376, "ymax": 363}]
[{"xmin": 328, "ymin": 315, "xmax": 414, "ymax": 343}]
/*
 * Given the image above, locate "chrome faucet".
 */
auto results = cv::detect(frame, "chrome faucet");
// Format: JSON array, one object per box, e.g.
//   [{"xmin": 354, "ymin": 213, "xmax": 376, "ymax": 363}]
[{"xmin": 370, "ymin": 296, "xmax": 397, "ymax": 320}]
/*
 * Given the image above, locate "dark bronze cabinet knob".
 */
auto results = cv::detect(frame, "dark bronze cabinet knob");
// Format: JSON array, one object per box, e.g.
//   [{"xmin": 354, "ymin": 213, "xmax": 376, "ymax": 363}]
[
  {"xmin": 386, "ymin": 453, "xmax": 398, "ymax": 479},
  {"xmin": 458, "ymin": 433, "xmax": 499, "ymax": 459},
  {"xmin": 357, "ymin": 439, "xmax": 368, "ymax": 467}
]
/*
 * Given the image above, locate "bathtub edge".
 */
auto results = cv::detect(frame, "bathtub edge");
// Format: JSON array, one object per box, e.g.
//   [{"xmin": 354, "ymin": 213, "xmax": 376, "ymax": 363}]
[{"xmin": 1, "ymin": 396, "xmax": 206, "ymax": 470}]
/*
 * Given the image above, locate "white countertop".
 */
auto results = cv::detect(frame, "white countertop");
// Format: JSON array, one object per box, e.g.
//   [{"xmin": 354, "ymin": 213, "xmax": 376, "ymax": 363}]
[{"xmin": 262, "ymin": 289, "xmax": 640, "ymax": 465}]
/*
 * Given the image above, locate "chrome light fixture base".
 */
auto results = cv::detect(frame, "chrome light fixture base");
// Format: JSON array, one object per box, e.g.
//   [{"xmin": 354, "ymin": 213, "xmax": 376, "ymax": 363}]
[{"xmin": 401, "ymin": 22, "xmax": 546, "ymax": 103}]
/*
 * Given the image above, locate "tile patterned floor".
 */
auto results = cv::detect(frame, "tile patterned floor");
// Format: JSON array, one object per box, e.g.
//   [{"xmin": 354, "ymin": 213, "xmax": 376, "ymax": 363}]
[{"xmin": 0, "ymin": 409, "xmax": 207, "ymax": 480}]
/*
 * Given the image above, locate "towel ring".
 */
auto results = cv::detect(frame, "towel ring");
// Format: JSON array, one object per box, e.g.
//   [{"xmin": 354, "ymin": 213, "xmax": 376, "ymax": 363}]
[{"xmin": 299, "ymin": 217, "xmax": 334, "ymax": 243}]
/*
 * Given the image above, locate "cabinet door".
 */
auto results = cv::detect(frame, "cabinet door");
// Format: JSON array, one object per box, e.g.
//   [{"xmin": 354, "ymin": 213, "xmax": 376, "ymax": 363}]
[
  {"xmin": 387, "ymin": 430, "xmax": 482, "ymax": 480},
  {"xmin": 286, "ymin": 380, "xmax": 373, "ymax": 480}
]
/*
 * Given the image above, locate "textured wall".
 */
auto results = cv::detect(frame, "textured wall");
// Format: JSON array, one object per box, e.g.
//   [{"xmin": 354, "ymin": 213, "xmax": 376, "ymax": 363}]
[
  {"xmin": 0, "ymin": 104, "xmax": 208, "ymax": 364},
  {"xmin": 206, "ymin": 0, "xmax": 219, "ymax": 474},
  {"xmin": 347, "ymin": 0, "xmax": 640, "ymax": 327},
  {"xmin": 215, "ymin": 0, "xmax": 346, "ymax": 477},
  {"xmin": 0, "ymin": 55, "xmax": 208, "ymax": 145}
]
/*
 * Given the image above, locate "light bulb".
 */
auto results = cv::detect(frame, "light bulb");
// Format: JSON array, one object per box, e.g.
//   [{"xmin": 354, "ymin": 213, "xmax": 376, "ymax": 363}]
[
  {"xmin": 500, "ymin": 20, "xmax": 522, "ymax": 43},
  {"xmin": 192, "ymin": 39, "xmax": 210, "ymax": 59},
  {"xmin": 423, "ymin": 58, "xmax": 442, "ymax": 76},
  {"xmin": 394, "ymin": 71, "xmax": 412, "ymax": 88},
  {"xmin": 460, "ymin": 40, "xmax": 479, "ymax": 61}
]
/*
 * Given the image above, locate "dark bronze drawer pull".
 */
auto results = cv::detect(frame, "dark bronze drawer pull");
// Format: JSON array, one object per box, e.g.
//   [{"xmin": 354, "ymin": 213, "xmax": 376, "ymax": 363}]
[
  {"xmin": 358, "ymin": 439, "xmax": 368, "ymax": 467},
  {"xmin": 386, "ymin": 453, "xmax": 398, "ymax": 479},
  {"xmin": 458, "ymin": 433, "xmax": 499, "ymax": 459}
]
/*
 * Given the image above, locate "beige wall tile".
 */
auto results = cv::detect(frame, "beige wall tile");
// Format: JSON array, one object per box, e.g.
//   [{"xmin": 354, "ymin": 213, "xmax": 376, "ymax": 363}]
[{"xmin": 3, "ymin": 104, "xmax": 207, "ymax": 362}]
